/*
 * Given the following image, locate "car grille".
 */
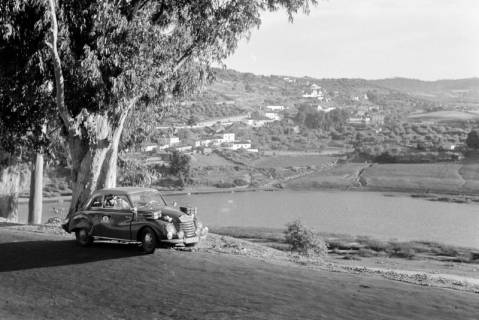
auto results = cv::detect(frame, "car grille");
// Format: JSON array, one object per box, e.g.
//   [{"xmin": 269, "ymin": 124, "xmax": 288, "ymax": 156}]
[{"xmin": 179, "ymin": 221, "xmax": 196, "ymax": 238}]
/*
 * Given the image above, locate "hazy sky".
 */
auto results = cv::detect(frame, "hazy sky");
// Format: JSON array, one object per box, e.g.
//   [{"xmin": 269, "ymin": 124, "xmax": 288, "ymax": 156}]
[{"xmin": 224, "ymin": 0, "xmax": 479, "ymax": 80}]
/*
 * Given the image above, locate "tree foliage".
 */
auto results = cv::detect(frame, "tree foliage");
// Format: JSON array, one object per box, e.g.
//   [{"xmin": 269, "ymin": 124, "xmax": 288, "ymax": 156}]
[
  {"xmin": 169, "ymin": 150, "xmax": 190, "ymax": 186},
  {"xmin": 466, "ymin": 130, "xmax": 479, "ymax": 149},
  {"xmin": 295, "ymin": 104, "xmax": 349, "ymax": 130},
  {"xmin": 1, "ymin": 0, "xmax": 317, "ymax": 213},
  {"xmin": 0, "ymin": 0, "xmax": 55, "ymax": 165}
]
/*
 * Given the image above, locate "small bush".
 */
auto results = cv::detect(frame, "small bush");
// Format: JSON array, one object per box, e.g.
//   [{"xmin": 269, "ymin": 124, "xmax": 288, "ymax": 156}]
[
  {"xmin": 389, "ymin": 243, "xmax": 416, "ymax": 259},
  {"xmin": 233, "ymin": 178, "xmax": 248, "ymax": 187},
  {"xmin": 284, "ymin": 219, "xmax": 327, "ymax": 257}
]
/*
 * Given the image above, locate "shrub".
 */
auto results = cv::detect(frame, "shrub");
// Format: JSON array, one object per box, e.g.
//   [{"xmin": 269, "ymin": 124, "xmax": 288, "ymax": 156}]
[
  {"xmin": 389, "ymin": 243, "xmax": 416, "ymax": 259},
  {"xmin": 284, "ymin": 219, "xmax": 327, "ymax": 257}
]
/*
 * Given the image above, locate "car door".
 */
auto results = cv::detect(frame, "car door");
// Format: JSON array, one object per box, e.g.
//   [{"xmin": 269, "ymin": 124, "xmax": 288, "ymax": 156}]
[{"xmin": 98, "ymin": 194, "xmax": 133, "ymax": 240}]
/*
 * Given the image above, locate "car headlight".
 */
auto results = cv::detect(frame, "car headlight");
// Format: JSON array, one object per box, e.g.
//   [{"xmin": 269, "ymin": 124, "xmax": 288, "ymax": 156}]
[
  {"xmin": 177, "ymin": 230, "xmax": 185, "ymax": 239},
  {"xmin": 166, "ymin": 223, "xmax": 176, "ymax": 235},
  {"xmin": 196, "ymin": 221, "xmax": 203, "ymax": 230},
  {"xmin": 152, "ymin": 211, "xmax": 161, "ymax": 219}
]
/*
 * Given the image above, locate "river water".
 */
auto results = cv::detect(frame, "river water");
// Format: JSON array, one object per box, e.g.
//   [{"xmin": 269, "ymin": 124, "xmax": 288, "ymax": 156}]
[
  {"xmin": 169, "ymin": 190, "xmax": 479, "ymax": 248},
  {"xmin": 19, "ymin": 190, "xmax": 479, "ymax": 248}
]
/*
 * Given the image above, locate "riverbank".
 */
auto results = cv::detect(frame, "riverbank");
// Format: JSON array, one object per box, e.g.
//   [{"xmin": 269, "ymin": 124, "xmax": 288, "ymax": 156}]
[{"xmin": 285, "ymin": 161, "xmax": 479, "ymax": 202}]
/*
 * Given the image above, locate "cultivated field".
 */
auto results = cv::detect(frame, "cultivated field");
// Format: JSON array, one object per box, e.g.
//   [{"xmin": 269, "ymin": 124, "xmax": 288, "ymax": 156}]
[
  {"xmin": 287, "ymin": 161, "xmax": 479, "ymax": 195},
  {"xmin": 408, "ymin": 110, "xmax": 479, "ymax": 122},
  {"xmin": 251, "ymin": 154, "xmax": 336, "ymax": 169}
]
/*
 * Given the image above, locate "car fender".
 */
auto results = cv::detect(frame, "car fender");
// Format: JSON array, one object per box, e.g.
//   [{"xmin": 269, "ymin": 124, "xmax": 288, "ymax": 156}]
[
  {"xmin": 69, "ymin": 214, "xmax": 93, "ymax": 235},
  {"xmin": 133, "ymin": 220, "xmax": 167, "ymax": 242}
]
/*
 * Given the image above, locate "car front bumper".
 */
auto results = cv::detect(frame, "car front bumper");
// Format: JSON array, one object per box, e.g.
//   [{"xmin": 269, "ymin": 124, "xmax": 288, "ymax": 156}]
[{"xmin": 161, "ymin": 236, "xmax": 199, "ymax": 245}]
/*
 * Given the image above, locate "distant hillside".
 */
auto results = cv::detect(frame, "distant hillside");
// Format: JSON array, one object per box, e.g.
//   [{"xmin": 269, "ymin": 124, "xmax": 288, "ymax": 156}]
[
  {"xmin": 371, "ymin": 78, "xmax": 479, "ymax": 105},
  {"xmin": 163, "ymin": 69, "xmax": 479, "ymax": 124},
  {"xmin": 198, "ymin": 69, "xmax": 433, "ymax": 107}
]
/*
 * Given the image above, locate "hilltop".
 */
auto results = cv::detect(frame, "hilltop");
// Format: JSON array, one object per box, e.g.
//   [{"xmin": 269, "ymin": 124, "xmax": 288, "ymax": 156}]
[{"xmin": 371, "ymin": 77, "xmax": 479, "ymax": 105}]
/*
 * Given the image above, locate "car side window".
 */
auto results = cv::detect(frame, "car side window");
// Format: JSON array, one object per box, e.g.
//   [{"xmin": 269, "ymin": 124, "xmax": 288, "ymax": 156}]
[
  {"xmin": 89, "ymin": 196, "xmax": 103, "ymax": 209},
  {"xmin": 104, "ymin": 194, "xmax": 130, "ymax": 210}
]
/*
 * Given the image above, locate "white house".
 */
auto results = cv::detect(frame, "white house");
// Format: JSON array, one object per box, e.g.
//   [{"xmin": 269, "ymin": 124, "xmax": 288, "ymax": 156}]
[
  {"xmin": 264, "ymin": 112, "xmax": 281, "ymax": 121},
  {"xmin": 174, "ymin": 145, "xmax": 193, "ymax": 152},
  {"xmin": 265, "ymin": 105, "xmax": 285, "ymax": 112},
  {"xmin": 317, "ymin": 105, "xmax": 336, "ymax": 113},
  {"xmin": 302, "ymin": 84, "xmax": 324, "ymax": 100},
  {"xmin": 164, "ymin": 136, "xmax": 180, "ymax": 146},
  {"xmin": 144, "ymin": 144, "xmax": 158, "ymax": 152},
  {"xmin": 222, "ymin": 133, "xmax": 235, "ymax": 142},
  {"xmin": 195, "ymin": 136, "xmax": 213, "ymax": 147},
  {"xmin": 229, "ymin": 141, "xmax": 252, "ymax": 150}
]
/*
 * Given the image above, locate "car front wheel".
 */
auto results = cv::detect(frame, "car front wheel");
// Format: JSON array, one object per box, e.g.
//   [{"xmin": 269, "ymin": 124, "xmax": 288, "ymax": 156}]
[
  {"xmin": 140, "ymin": 227, "xmax": 157, "ymax": 254},
  {"xmin": 75, "ymin": 228, "xmax": 93, "ymax": 247}
]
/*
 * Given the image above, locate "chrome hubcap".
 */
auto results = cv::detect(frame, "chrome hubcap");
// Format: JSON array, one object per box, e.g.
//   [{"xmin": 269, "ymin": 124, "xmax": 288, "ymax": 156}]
[{"xmin": 144, "ymin": 233, "xmax": 152, "ymax": 244}]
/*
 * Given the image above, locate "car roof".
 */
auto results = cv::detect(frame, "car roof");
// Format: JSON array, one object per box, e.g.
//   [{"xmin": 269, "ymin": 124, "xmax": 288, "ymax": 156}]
[{"xmin": 91, "ymin": 187, "xmax": 159, "ymax": 197}]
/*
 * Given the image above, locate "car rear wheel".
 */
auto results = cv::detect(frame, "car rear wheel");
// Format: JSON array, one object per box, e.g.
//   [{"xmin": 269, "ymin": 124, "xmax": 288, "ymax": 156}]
[
  {"xmin": 75, "ymin": 228, "xmax": 93, "ymax": 247},
  {"xmin": 140, "ymin": 227, "xmax": 157, "ymax": 254}
]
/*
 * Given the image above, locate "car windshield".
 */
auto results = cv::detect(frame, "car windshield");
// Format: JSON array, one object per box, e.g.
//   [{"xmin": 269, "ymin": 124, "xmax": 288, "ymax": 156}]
[{"xmin": 129, "ymin": 191, "xmax": 167, "ymax": 208}]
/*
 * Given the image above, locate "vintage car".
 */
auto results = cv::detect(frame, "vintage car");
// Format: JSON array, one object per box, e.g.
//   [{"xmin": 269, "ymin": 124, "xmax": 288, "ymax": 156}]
[{"xmin": 61, "ymin": 187, "xmax": 208, "ymax": 253}]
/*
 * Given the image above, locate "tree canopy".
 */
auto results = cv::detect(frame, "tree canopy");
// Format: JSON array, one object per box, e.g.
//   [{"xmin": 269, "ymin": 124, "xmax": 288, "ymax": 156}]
[
  {"xmin": 0, "ymin": 1, "xmax": 54, "ymax": 165},
  {"xmin": 1, "ymin": 0, "xmax": 317, "ymax": 213}
]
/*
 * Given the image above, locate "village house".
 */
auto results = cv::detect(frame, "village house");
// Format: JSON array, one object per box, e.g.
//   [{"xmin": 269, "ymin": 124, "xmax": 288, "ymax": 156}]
[
  {"xmin": 194, "ymin": 133, "xmax": 235, "ymax": 147},
  {"xmin": 264, "ymin": 112, "xmax": 281, "ymax": 121},
  {"xmin": 144, "ymin": 144, "xmax": 158, "ymax": 152},
  {"xmin": 264, "ymin": 105, "xmax": 285, "ymax": 112},
  {"xmin": 165, "ymin": 136, "xmax": 180, "ymax": 146},
  {"xmin": 317, "ymin": 105, "xmax": 336, "ymax": 113},
  {"xmin": 173, "ymin": 145, "xmax": 193, "ymax": 153},
  {"xmin": 302, "ymin": 84, "xmax": 324, "ymax": 100},
  {"xmin": 226, "ymin": 140, "xmax": 252, "ymax": 151}
]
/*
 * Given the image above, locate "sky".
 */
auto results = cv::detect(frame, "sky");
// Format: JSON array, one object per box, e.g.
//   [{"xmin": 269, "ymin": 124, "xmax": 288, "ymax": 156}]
[{"xmin": 224, "ymin": 0, "xmax": 479, "ymax": 81}]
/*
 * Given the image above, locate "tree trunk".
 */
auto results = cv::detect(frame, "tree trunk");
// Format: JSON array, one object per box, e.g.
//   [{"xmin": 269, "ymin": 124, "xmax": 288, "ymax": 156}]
[
  {"xmin": 28, "ymin": 153, "xmax": 43, "ymax": 224},
  {"xmin": 0, "ymin": 165, "xmax": 27, "ymax": 222},
  {"xmin": 67, "ymin": 108, "xmax": 132, "ymax": 215}
]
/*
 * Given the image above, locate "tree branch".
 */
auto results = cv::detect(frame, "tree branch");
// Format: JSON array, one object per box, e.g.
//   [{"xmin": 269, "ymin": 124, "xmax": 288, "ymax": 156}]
[
  {"xmin": 172, "ymin": 45, "xmax": 195, "ymax": 74},
  {"xmin": 47, "ymin": 0, "xmax": 72, "ymax": 129}
]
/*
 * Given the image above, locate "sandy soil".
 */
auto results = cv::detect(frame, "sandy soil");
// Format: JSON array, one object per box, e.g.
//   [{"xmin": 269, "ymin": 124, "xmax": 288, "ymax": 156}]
[{"xmin": 0, "ymin": 227, "xmax": 477, "ymax": 320}]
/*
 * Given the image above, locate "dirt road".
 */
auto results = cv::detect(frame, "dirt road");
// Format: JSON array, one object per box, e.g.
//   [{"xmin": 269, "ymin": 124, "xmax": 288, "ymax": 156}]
[{"xmin": 0, "ymin": 228, "xmax": 477, "ymax": 320}]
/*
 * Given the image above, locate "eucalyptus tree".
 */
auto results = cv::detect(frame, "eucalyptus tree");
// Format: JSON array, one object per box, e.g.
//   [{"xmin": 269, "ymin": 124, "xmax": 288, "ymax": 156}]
[
  {"xmin": 0, "ymin": 1, "xmax": 54, "ymax": 222},
  {"xmin": 4, "ymin": 0, "xmax": 316, "ymax": 214}
]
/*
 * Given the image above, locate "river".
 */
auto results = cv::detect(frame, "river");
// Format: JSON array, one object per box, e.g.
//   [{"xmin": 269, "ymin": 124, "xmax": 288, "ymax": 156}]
[
  {"xmin": 18, "ymin": 190, "xmax": 479, "ymax": 248},
  {"xmin": 169, "ymin": 190, "xmax": 479, "ymax": 248}
]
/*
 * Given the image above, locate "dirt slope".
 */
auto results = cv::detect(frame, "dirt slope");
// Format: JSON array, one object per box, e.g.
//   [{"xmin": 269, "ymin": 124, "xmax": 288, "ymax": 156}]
[{"xmin": 0, "ymin": 229, "xmax": 477, "ymax": 320}]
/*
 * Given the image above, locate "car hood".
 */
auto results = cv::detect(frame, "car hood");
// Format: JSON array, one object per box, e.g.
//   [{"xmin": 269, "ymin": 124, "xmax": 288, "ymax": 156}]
[{"xmin": 137, "ymin": 204, "xmax": 185, "ymax": 221}]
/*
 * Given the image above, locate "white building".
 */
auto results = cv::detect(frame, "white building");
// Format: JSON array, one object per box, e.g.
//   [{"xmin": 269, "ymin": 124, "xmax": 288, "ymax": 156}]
[
  {"xmin": 228, "ymin": 141, "xmax": 252, "ymax": 150},
  {"xmin": 265, "ymin": 105, "xmax": 285, "ymax": 112},
  {"xmin": 144, "ymin": 144, "xmax": 158, "ymax": 152},
  {"xmin": 317, "ymin": 105, "xmax": 336, "ymax": 113},
  {"xmin": 302, "ymin": 84, "xmax": 324, "ymax": 100},
  {"xmin": 174, "ymin": 145, "xmax": 193, "ymax": 152},
  {"xmin": 242, "ymin": 119, "xmax": 274, "ymax": 127},
  {"xmin": 165, "ymin": 136, "xmax": 180, "ymax": 146},
  {"xmin": 194, "ymin": 133, "xmax": 235, "ymax": 148},
  {"xmin": 264, "ymin": 112, "xmax": 281, "ymax": 121},
  {"xmin": 222, "ymin": 133, "xmax": 235, "ymax": 142}
]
